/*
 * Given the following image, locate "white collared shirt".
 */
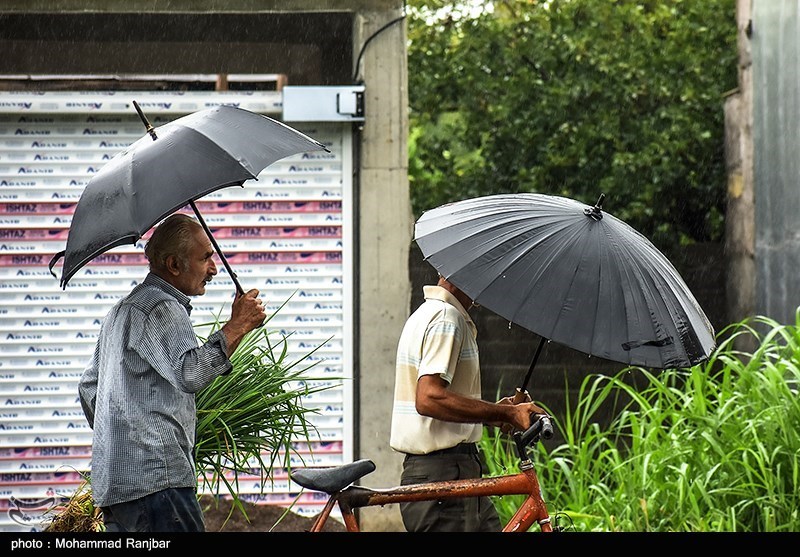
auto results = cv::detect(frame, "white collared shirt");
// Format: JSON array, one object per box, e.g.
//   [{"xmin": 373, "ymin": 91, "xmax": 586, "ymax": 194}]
[{"xmin": 390, "ymin": 285, "xmax": 483, "ymax": 455}]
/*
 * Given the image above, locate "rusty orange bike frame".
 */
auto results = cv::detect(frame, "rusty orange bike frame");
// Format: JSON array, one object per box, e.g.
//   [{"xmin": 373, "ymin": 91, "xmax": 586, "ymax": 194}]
[{"xmin": 290, "ymin": 415, "xmax": 556, "ymax": 532}]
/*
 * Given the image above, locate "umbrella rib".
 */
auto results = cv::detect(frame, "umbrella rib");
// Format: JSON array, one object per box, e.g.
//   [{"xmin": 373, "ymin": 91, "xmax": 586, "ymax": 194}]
[{"xmin": 616, "ymin": 224, "xmax": 713, "ymax": 366}]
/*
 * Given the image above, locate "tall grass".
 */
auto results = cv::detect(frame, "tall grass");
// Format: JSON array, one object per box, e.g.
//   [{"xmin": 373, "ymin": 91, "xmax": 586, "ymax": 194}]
[{"xmin": 480, "ymin": 312, "xmax": 800, "ymax": 532}]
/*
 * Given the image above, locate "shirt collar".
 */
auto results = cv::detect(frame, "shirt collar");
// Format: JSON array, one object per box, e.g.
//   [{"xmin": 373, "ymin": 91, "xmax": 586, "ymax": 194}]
[
  {"xmin": 423, "ymin": 284, "xmax": 473, "ymax": 322},
  {"xmin": 143, "ymin": 272, "xmax": 193, "ymax": 315}
]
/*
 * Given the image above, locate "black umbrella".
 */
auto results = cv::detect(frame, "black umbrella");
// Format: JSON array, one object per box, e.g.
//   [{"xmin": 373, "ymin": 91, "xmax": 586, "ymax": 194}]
[
  {"xmin": 414, "ymin": 193, "xmax": 716, "ymax": 395},
  {"xmin": 48, "ymin": 101, "xmax": 328, "ymax": 294}
]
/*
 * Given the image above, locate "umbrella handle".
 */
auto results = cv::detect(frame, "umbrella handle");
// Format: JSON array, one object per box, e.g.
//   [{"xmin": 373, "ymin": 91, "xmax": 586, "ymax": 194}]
[
  {"xmin": 190, "ymin": 201, "xmax": 246, "ymax": 297},
  {"xmin": 511, "ymin": 388, "xmax": 530, "ymax": 404}
]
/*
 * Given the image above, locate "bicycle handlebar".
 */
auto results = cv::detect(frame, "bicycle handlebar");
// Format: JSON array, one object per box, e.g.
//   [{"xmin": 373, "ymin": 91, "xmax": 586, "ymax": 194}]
[{"xmin": 512, "ymin": 414, "xmax": 553, "ymax": 460}]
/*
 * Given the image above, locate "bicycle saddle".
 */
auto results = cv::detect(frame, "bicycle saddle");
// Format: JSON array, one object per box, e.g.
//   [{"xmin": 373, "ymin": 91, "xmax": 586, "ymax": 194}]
[{"xmin": 290, "ymin": 459, "xmax": 376, "ymax": 494}]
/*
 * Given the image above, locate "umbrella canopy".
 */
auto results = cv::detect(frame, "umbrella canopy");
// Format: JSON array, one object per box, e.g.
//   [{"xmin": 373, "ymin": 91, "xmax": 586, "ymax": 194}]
[
  {"xmin": 414, "ymin": 193, "xmax": 716, "ymax": 371},
  {"xmin": 49, "ymin": 103, "xmax": 327, "ymax": 292}
]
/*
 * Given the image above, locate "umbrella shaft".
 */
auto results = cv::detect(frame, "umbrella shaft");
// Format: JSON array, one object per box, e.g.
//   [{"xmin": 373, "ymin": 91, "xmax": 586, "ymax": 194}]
[
  {"xmin": 190, "ymin": 201, "xmax": 245, "ymax": 296},
  {"xmin": 520, "ymin": 337, "xmax": 546, "ymax": 393}
]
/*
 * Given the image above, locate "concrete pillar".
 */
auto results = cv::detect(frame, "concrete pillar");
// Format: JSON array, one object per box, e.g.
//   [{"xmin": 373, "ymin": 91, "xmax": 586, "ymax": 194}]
[
  {"xmin": 354, "ymin": 8, "xmax": 410, "ymax": 532},
  {"xmin": 724, "ymin": 0, "xmax": 756, "ymax": 352}
]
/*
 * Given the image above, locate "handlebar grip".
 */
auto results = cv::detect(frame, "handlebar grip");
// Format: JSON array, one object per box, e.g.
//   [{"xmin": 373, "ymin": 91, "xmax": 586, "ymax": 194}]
[{"xmin": 540, "ymin": 415, "xmax": 554, "ymax": 440}]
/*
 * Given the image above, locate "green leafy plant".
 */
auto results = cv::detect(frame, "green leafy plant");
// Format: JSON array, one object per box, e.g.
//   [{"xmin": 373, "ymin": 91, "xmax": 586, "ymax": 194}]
[
  {"xmin": 194, "ymin": 311, "xmax": 334, "ymax": 523},
  {"xmin": 480, "ymin": 311, "xmax": 800, "ymax": 532}
]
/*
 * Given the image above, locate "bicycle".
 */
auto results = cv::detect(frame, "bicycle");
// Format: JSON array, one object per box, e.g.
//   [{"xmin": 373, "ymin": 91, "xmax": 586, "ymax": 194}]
[{"xmin": 289, "ymin": 414, "xmax": 569, "ymax": 532}]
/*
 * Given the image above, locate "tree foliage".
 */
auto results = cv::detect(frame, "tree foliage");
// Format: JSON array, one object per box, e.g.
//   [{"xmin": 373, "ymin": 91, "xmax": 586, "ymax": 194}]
[{"xmin": 408, "ymin": 0, "xmax": 738, "ymax": 251}]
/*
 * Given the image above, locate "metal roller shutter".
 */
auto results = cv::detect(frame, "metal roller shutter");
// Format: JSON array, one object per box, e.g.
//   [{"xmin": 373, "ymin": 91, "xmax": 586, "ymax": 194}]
[{"xmin": 0, "ymin": 90, "xmax": 353, "ymax": 532}]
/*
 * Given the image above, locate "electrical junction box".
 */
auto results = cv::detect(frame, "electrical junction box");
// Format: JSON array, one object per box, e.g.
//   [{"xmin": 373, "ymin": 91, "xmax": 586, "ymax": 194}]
[{"xmin": 282, "ymin": 85, "xmax": 365, "ymax": 122}]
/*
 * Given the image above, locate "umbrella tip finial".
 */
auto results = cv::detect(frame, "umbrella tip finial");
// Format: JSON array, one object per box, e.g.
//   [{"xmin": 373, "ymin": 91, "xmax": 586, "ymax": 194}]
[
  {"xmin": 584, "ymin": 193, "xmax": 605, "ymax": 221},
  {"xmin": 132, "ymin": 100, "xmax": 158, "ymax": 141}
]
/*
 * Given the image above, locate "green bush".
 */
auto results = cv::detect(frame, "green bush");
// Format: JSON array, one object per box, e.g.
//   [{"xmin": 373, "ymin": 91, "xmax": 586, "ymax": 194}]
[{"xmin": 409, "ymin": 0, "xmax": 738, "ymax": 251}]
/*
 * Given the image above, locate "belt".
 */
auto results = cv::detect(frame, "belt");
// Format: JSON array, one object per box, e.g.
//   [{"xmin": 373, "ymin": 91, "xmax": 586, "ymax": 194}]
[{"xmin": 421, "ymin": 443, "xmax": 478, "ymax": 457}]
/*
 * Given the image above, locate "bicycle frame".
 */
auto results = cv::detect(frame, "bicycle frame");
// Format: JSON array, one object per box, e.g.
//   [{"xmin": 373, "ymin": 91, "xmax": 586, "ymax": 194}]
[
  {"xmin": 292, "ymin": 416, "xmax": 556, "ymax": 532},
  {"xmin": 305, "ymin": 461, "xmax": 552, "ymax": 532}
]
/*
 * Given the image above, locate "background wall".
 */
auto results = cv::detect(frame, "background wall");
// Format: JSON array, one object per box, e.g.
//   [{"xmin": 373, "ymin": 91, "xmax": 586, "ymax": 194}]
[{"xmin": 751, "ymin": 1, "xmax": 800, "ymax": 325}]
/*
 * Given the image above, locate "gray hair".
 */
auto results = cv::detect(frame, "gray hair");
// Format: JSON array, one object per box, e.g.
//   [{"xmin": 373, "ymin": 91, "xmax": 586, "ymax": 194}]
[{"xmin": 144, "ymin": 213, "xmax": 202, "ymax": 273}]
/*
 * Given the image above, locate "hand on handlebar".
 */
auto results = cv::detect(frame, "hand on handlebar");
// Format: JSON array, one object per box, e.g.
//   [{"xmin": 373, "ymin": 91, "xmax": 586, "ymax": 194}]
[
  {"xmin": 497, "ymin": 397, "xmax": 547, "ymax": 434},
  {"xmin": 497, "ymin": 388, "xmax": 547, "ymax": 434}
]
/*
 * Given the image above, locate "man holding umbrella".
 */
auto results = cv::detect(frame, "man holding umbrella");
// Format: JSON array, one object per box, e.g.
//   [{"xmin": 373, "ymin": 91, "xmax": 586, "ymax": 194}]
[
  {"xmin": 78, "ymin": 213, "xmax": 266, "ymax": 532},
  {"xmin": 390, "ymin": 274, "xmax": 545, "ymax": 532}
]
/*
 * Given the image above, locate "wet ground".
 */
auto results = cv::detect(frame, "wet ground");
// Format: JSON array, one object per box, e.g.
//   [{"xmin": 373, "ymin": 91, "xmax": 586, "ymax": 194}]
[{"xmin": 200, "ymin": 495, "xmax": 345, "ymax": 532}]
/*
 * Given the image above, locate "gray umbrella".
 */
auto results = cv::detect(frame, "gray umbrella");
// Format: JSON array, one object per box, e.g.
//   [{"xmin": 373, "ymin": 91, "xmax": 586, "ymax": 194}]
[
  {"xmin": 49, "ymin": 101, "xmax": 328, "ymax": 293},
  {"xmin": 414, "ymin": 193, "xmax": 716, "ymax": 382}
]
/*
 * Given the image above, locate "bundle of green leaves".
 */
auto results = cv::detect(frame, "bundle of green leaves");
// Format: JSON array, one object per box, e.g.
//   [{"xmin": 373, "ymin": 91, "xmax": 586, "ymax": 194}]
[{"xmin": 195, "ymin": 318, "xmax": 333, "ymax": 519}]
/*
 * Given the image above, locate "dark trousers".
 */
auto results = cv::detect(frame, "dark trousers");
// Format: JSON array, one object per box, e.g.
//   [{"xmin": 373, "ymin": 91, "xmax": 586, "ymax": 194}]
[
  {"xmin": 400, "ymin": 444, "xmax": 502, "ymax": 532},
  {"xmin": 101, "ymin": 487, "xmax": 205, "ymax": 532}
]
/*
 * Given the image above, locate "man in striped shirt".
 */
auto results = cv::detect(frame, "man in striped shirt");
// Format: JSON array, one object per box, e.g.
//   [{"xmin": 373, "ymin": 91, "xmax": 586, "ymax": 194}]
[
  {"xmin": 78, "ymin": 213, "xmax": 266, "ymax": 532},
  {"xmin": 390, "ymin": 275, "xmax": 545, "ymax": 532}
]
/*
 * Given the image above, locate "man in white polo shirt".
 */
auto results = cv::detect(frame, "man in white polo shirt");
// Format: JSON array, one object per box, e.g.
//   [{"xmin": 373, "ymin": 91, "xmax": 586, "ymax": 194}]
[{"xmin": 390, "ymin": 274, "xmax": 544, "ymax": 532}]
